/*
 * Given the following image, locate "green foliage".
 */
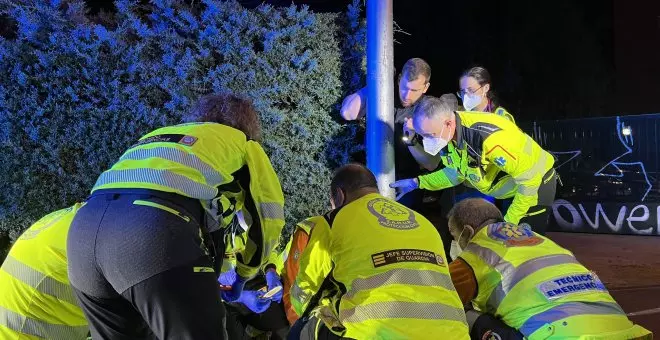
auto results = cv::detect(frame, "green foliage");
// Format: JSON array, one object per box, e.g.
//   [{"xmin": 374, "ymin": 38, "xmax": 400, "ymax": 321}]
[{"xmin": 0, "ymin": 0, "xmax": 365, "ymax": 251}]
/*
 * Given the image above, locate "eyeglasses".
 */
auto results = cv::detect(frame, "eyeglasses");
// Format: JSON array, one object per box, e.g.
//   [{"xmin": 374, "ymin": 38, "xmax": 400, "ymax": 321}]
[{"xmin": 456, "ymin": 85, "xmax": 484, "ymax": 100}]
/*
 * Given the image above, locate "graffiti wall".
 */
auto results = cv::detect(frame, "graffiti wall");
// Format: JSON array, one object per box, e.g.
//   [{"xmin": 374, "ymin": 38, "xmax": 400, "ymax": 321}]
[{"xmin": 520, "ymin": 114, "xmax": 660, "ymax": 236}]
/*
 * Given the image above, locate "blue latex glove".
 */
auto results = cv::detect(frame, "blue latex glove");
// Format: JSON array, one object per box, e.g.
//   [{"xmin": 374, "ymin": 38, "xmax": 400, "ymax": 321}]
[
  {"xmin": 219, "ymin": 268, "xmax": 247, "ymax": 302},
  {"xmin": 237, "ymin": 290, "xmax": 272, "ymax": 314},
  {"xmin": 265, "ymin": 270, "xmax": 283, "ymax": 303},
  {"xmin": 218, "ymin": 268, "xmax": 236, "ymax": 286},
  {"xmin": 389, "ymin": 178, "xmax": 419, "ymax": 201}
]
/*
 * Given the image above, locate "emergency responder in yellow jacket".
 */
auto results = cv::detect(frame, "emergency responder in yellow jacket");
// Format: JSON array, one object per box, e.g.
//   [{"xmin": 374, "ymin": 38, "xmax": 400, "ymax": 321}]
[
  {"xmin": 290, "ymin": 164, "xmax": 469, "ymax": 340},
  {"xmin": 67, "ymin": 93, "xmax": 285, "ymax": 340},
  {"xmin": 391, "ymin": 96, "xmax": 557, "ymax": 234},
  {"xmin": 0, "ymin": 204, "xmax": 89, "ymax": 339},
  {"xmin": 281, "ymin": 215, "xmax": 325, "ymax": 325},
  {"xmin": 458, "ymin": 66, "xmax": 515, "ymax": 123},
  {"xmin": 221, "ymin": 210, "xmax": 292, "ymax": 340},
  {"xmin": 447, "ymin": 198, "xmax": 652, "ymax": 340}
]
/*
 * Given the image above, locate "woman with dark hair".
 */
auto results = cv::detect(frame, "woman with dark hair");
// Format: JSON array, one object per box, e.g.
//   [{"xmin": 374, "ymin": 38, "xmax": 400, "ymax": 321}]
[
  {"xmin": 67, "ymin": 93, "xmax": 285, "ymax": 340},
  {"xmin": 458, "ymin": 66, "xmax": 515, "ymax": 123}
]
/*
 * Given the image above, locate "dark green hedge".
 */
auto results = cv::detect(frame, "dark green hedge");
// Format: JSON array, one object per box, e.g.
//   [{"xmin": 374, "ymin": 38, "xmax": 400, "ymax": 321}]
[{"xmin": 0, "ymin": 0, "xmax": 365, "ymax": 256}]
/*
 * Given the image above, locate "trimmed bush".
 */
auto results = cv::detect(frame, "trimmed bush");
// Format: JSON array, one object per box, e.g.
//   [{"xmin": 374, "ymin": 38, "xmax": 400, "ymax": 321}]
[{"xmin": 0, "ymin": 0, "xmax": 364, "ymax": 250}]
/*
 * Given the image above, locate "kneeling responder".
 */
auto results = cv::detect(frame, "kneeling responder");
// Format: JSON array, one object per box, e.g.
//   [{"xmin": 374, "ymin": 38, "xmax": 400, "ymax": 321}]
[
  {"xmin": 0, "ymin": 204, "xmax": 89, "ymax": 339},
  {"xmin": 290, "ymin": 164, "xmax": 469, "ymax": 339},
  {"xmin": 221, "ymin": 212, "xmax": 290, "ymax": 340},
  {"xmin": 67, "ymin": 93, "xmax": 285, "ymax": 340},
  {"xmin": 391, "ymin": 96, "xmax": 557, "ymax": 235},
  {"xmin": 447, "ymin": 198, "xmax": 653, "ymax": 340},
  {"xmin": 281, "ymin": 215, "xmax": 325, "ymax": 326}
]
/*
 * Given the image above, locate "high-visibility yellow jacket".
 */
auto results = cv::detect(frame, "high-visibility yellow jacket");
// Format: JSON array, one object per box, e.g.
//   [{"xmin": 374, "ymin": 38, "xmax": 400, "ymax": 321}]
[
  {"xmin": 0, "ymin": 204, "xmax": 89, "ymax": 340},
  {"xmin": 435, "ymin": 107, "xmax": 516, "ymax": 193},
  {"xmin": 221, "ymin": 226, "xmax": 291, "ymax": 276},
  {"xmin": 460, "ymin": 222, "xmax": 652, "ymax": 340},
  {"xmin": 282, "ymin": 216, "xmax": 324, "ymax": 324},
  {"xmin": 291, "ymin": 193, "xmax": 469, "ymax": 339},
  {"xmin": 460, "ymin": 105, "xmax": 515, "ymax": 123},
  {"xmin": 419, "ymin": 111, "xmax": 554, "ymax": 223},
  {"xmin": 92, "ymin": 122, "xmax": 285, "ymax": 278},
  {"xmin": 493, "ymin": 106, "xmax": 515, "ymax": 124}
]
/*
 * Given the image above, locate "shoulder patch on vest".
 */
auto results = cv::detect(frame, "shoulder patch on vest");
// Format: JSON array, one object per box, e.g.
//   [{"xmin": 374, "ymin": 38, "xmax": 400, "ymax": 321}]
[
  {"xmin": 367, "ymin": 198, "xmax": 419, "ymax": 230},
  {"xmin": 132, "ymin": 134, "xmax": 197, "ymax": 148},
  {"xmin": 487, "ymin": 222, "xmax": 543, "ymax": 247}
]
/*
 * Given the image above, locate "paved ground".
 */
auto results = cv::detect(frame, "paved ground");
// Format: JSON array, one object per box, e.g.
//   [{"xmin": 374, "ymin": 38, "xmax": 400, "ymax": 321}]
[{"xmin": 548, "ymin": 232, "xmax": 660, "ymax": 335}]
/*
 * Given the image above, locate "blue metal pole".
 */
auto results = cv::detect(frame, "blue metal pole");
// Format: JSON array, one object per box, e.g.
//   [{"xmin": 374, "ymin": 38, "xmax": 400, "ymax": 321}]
[{"xmin": 366, "ymin": 0, "xmax": 395, "ymax": 198}]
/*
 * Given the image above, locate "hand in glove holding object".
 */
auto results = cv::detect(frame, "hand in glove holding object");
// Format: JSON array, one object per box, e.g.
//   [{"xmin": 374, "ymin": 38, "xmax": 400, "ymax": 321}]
[
  {"xmin": 218, "ymin": 268, "xmax": 248, "ymax": 302},
  {"xmin": 237, "ymin": 290, "xmax": 272, "ymax": 313},
  {"xmin": 264, "ymin": 268, "xmax": 284, "ymax": 303},
  {"xmin": 389, "ymin": 178, "xmax": 419, "ymax": 201}
]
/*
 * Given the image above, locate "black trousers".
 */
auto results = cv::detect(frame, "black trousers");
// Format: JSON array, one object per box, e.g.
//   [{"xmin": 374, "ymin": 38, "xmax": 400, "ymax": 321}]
[
  {"xmin": 68, "ymin": 189, "xmax": 227, "ymax": 340},
  {"xmin": 288, "ymin": 317, "xmax": 355, "ymax": 340},
  {"xmin": 225, "ymin": 301, "xmax": 289, "ymax": 340},
  {"xmin": 469, "ymin": 311, "xmax": 524, "ymax": 340}
]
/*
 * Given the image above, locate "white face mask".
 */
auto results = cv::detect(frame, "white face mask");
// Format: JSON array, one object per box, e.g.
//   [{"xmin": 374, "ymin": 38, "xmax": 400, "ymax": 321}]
[
  {"xmin": 462, "ymin": 92, "xmax": 482, "ymax": 111},
  {"xmin": 449, "ymin": 240, "xmax": 463, "ymax": 261},
  {"xmin": 422, "ymin": 124, "xmax": 448, "ymax": 156},
  {"xmin": 449, "ymin": 227, "xmax": 467, "ymax": 261},
  {"xmin": 422, "ymin": 137, "xmax": 448, "ymax": 156}
]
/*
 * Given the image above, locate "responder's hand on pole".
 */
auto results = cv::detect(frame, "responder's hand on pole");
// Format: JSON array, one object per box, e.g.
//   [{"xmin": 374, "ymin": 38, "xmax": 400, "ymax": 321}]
[
  {"xmin": 389, "ymin": 178, "xmax": 419, "ymax": 201},
  {"xmin": 219, "ymin": 268, "xmax": 247, "ymax": 302},
  {"xmin": 237, "ymin": 290, "xmax": 272, "ymax": 314},
  {"xmin": 265, "ymin": 269, "xmax": 284, "ymax": 303}
]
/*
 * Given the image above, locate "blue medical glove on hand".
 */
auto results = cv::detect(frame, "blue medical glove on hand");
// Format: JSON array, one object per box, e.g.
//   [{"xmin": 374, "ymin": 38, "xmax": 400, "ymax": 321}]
[
  {"xmin": 220, "ymin": 268, "xmax": 248, "ymax": 302},
  {"xmin": 265, "ymin": 269, "xmax": 283, "ymax": 303},
  {"xmin": 218, "ymin": 268, "xmax": 236, "ymax": 287},
  {"xmin": 237, "ymin": 290, "xmax": 272, "ymax": 314},
  {"xmin": 389, "ymin": 178, "xmax": 419, "ymax": 201}
]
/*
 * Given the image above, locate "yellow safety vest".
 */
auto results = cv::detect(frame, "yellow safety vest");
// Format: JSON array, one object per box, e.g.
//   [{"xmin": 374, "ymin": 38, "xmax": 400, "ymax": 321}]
[
  {"xmin": 419, "ymin": 111, "xmax": 555, "ymax": 223},
  {"xmin": 0, "ymin": 204, "xmax": 89, "ymax": 340},
  {"xmin": 221, "ymin": 230, "xmax": 290, "ymax": 276},
  {"xmin": 291, "ymin": 193, "xmax": 469, "ymax": 339},
  {"xmin": 460, "ymin": 222, "xmax": 652, "ymax": 339},
  {"xmin": 494, "ymin": 106, "xmax": 515, "ymax": 124},
  {"xmin": 437, "ymin": 107, "xmax": 516, "ymax": 189},
  {"xmin": 91, "ymin": 122, "xmax": 285, "ymax": 278}
]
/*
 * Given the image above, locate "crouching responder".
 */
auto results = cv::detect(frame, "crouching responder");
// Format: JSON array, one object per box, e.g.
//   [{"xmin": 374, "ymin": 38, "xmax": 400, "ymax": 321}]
[
  {"xmin": 221, "ymin": 211, "xmax": 291, "ymax": 340},
  {"xmin": 290, "ymin": 164, "xmax": 469, "ymax": 340},
  {"xmin": 0, "ymin": 204, "xmax": 89, "ymax": 339},
  {"xmin": 447, "ymin": 198, "xmax": 653, "ymax": 340},
  {"xmin": 67, "ymin": 93, "xmax": 285, "ymax": 340},
  {"xmin": 391, "ymin": 96, "xmax": 557, "ymax": 235},
  {"xmin": 281, "ymin": 215, "xmax": 326, "ymax": 326}
]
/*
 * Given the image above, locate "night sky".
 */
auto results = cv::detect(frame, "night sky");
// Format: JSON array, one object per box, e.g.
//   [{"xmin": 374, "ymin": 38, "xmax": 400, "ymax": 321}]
[{"xmin": 86, "ymin": 0, "xmax": 660, "ymax": 122}]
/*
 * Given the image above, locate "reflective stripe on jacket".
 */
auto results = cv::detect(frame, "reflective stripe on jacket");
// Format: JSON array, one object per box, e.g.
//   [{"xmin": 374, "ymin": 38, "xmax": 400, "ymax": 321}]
[
  {"xmin": 419, "ymin": 112, "xmax": 554, "ymax": 223},
  {"xmin": 459, "ymin": 222, "xmax": 650, "ymax": 339},
  {"xmin": 92, "ymin": 122, "xmax": 285, "ymax": 278},
  {"xmin": 291, "ymin": 194, "xmax": 469, "ymax": 339},
  {"xmin": 0, "ymin": 204, "xmax": 89, "ymax": 340}
]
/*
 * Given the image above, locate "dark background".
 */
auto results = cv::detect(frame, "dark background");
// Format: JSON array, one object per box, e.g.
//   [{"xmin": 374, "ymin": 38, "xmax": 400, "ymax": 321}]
[{"xmin": 86, "ymin": 0, "xmax": 660, "ymax": 122}]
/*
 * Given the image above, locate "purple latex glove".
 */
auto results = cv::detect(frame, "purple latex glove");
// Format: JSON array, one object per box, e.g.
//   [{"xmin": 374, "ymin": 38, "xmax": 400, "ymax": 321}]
[
  {"xmin": 265, "ymin": 269, "xmax": 283, "ymax": 303},
  {"xmin": 237, "ymin": 290, "xmax": 272, "ymax": 313},
  {"xmin": 219, "ymin": 268, "xmax": 247, "ymax": 302}
]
